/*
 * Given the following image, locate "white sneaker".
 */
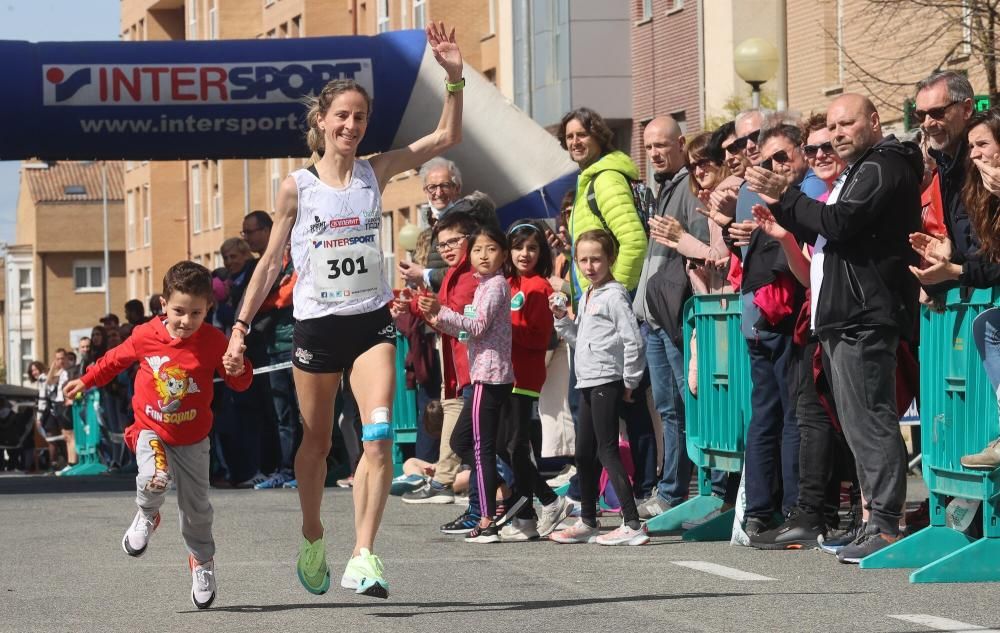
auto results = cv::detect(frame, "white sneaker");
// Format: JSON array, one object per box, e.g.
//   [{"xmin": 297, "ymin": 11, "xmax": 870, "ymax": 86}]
[
  {"xmin": 122, "ymin": 510, "xmax": 161, "ymax": 557},
  {"xmin": 546, "ymin": 464, "xmax": 576, "ymax": 488},
  {"xmin": 537, "ymin": 497, "xmax": 571, "ymax": 537},
  {"xmin": 189, "ymin": 556, "xmax": 216, "ymax": 609},
  {"xmin": 549, "ymin": 519, "xmax": 600, "ymax": 544},
  {"xmin": 595, "ymin": 524, "xmax": 650, "ymax": 546},
  {"xmin": 500, "ymin": 518, "xmax": 540, "ymax": 541},
  {"xmin": 236, "ymin": 471, "xmax": 268, "ymax": 489}
]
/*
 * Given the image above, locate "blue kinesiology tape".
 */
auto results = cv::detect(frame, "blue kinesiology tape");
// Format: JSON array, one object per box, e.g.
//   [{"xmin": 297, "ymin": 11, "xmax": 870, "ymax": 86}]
[{"xmin": 362, "ymin": 422, "xmax": 392, "ymax": 442}]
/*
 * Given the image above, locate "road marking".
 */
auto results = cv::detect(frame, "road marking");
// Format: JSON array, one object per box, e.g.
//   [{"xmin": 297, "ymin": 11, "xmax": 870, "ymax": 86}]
[
  {"xmin": 888, "ymin": 614, "xmax": 1000, "ymax": 632},
  {"xmin": 670, "ymin": 561, "xmax": 776, "ymax": 581}
]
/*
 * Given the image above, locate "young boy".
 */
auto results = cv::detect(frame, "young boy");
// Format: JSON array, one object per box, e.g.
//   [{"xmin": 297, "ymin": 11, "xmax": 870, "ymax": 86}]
[{"xmin": 64, "ymin": 261, "xmax": 251, "ymax": 609}]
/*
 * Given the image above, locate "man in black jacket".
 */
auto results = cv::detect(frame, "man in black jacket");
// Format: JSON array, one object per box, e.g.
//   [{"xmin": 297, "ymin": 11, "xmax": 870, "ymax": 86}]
[{"xmin": 747, "ymin": 94, "xmax": 922, "ymax": 564}]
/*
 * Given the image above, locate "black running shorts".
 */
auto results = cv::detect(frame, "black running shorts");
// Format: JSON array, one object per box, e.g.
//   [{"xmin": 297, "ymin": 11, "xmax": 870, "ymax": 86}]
[{"xmin": 292, "ymin": 304, "xmax": 397, "ymax": 374}]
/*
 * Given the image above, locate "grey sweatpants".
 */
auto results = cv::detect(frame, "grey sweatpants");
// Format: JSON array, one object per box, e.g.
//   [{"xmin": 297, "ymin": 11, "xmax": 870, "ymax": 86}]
[
  {"xmin": 820, "ymin": 327, "xmax": 907, "ymax": 536},
  {"xmin": 134, "ymin": 429, "xmax": 215, "ymax": 563}
]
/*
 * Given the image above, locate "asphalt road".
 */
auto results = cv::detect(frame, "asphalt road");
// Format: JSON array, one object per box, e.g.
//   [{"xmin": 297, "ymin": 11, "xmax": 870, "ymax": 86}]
[{"xmin": 1, "ymin": 474, "xmax": 996, "ymax": 633}]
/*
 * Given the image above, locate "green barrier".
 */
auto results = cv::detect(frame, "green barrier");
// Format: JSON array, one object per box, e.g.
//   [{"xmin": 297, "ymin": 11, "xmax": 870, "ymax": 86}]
[
  {"xmin": 646, "ymin": 294, "xmax": 751, "ymax": 537},
  {"xmin": 392, "ymin": 333, "xmax": 419, "ymax": 476},
  {"xmin": 61, "ymin": 389, "xmax": 108, "ymax": 476},
  {"xmin": 860, "ymin": 287, "xmax": 1000, "ymax": 582}
]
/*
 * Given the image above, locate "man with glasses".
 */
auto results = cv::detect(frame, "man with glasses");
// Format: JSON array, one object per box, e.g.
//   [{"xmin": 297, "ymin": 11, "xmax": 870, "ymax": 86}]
[
  {"xmin": 398, "ymin": 158, "xmax": 464, "ymax": 290},
  {"xmin": 914, "ymin": 71, "xmax": 976, "ymax": 258},
  {"xmin": 241, "ymin": 211, "xmax": 273, "ymax": 256}
]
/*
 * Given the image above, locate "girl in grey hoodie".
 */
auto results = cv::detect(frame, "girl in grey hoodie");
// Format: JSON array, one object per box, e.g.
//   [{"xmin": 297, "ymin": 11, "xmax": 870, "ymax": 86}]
[{"xmin": 549, "ymin": 229, "xmax": 649, "ymax": 546}]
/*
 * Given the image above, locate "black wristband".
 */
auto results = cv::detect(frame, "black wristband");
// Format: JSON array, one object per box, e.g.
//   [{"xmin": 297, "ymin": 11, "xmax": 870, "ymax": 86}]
[{"xmin": 235, "ymin": 318, "xmax": 251, "ymax": 331}]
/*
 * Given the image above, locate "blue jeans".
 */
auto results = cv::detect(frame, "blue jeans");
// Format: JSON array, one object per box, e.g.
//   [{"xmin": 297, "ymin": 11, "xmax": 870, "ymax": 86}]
[
  {"xmin": 974, "ymin": 308, "xmax": 1000, "ymax": 394},
  {"xmin": 268, "ymin": 350, "xmax": 300, "ymax": 474},
  {"xmin": 647, "ymin": 327, "xmax": 728, "ymax": 504},
  {"xmin": 414, "ymin": 351, "xmax": 442, "ymax": 463},
  {"xmin": 744, "ymin": 332, "xmax": 800, "ymax": 519}
]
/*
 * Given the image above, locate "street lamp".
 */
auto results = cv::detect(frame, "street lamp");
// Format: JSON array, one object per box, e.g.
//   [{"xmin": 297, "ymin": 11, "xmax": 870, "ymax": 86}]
[
  {"xmin": 397, "ymin": 221, "xmax": 422, "ymax": 255},
  {"xmin": 734, "ymin": 38, "xmax": 780, "ymax": 109}
]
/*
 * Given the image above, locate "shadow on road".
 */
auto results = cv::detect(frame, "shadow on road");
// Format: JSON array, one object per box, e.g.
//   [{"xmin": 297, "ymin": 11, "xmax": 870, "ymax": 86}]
[
  {"xmin": 198, "ymin": 591, "xmax": 872, "ymax": 617},
  {"xmin": 0, "ymin": 474, "xmax": 136, "ymax": 495}
]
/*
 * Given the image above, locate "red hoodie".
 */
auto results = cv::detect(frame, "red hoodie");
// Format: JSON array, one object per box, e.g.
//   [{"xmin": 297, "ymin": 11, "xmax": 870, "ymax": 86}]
[
  {"xmin": 409, "ymin": 255, "xmax": 477, "ymax": 399},
  {"xmin": 509, "ymin": 273, "xmax": 553, "ymax": 396},
  {"xmin": 80, "ymin": 318, "xmax": 252, "ymax": 448}
]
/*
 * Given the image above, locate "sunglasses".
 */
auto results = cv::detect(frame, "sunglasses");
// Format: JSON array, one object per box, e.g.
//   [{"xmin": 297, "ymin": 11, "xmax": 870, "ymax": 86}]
[
  {"xmin": 913, "ymin": 100, "xmax": 961, "ymax": 122},
  {"xmin": 691, "ymin": 158, "xmax": 719, "ymax": 170},
  {"xmin": 766, "ymin": 150, "xmax": 794, "ymax": 164},
  {"xmin": 803, "ymin": 141, "xmax": 835, "ymax": 157},
  {"xmin": 727, "ymin": 129, "xmax": 760, "ymax": 154}
]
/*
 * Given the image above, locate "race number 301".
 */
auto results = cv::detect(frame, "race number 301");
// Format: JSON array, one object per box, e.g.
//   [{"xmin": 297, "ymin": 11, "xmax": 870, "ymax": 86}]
[{"xmin": 326, "ymin": 256, "xmax": 369, "ymax": 279}]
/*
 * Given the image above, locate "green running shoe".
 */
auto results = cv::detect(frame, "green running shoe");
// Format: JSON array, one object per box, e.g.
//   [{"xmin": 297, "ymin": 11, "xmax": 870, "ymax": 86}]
[
  {"xmin": 296, "ymin": 536, "xmax": 330, "ymax": 595},
  {"xmin": 340, "ymin": 548, "xmax": 388, "ymax": 599}
]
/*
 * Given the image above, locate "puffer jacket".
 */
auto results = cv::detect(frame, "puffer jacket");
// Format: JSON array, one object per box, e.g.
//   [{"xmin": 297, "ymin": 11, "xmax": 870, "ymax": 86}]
[{"xmin": 569, "ymin": 151, "xmax": 647, "ymax": 300}]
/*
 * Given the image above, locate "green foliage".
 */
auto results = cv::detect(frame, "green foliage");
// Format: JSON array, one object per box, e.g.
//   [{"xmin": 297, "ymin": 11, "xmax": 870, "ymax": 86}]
[{"xmin": 704, "ymin": 89, "xmax": 778, "ymax": 132}]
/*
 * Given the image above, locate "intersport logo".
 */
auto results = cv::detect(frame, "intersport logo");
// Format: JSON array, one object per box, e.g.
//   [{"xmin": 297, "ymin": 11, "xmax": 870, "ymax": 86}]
[{"xmin": 42, "ymin": 59, "xmax": 374, "ymax": 106}]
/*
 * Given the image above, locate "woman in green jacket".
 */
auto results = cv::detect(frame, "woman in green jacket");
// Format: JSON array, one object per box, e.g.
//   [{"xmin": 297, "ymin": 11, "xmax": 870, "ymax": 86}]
[{"xmin": 558, "ymin": 107, "xmax": 648, "ymax": 301}]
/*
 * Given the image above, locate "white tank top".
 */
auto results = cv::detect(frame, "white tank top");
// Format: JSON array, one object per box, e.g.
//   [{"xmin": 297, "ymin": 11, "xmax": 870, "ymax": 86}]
[{"xmin": 289, "ymin": 159, "xmax": 393, "ymax": 320}]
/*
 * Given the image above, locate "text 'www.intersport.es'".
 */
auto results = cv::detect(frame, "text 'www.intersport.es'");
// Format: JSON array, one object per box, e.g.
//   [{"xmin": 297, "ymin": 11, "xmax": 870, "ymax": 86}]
[{"xmin": 78, "ymin": 113, "xmax": 302, "ymax": 135}]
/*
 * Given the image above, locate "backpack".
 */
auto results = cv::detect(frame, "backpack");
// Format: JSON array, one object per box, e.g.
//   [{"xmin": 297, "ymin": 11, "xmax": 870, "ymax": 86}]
[{"xmin": 585, "ymin": 170, "xmax": 653, "ymax": 247}]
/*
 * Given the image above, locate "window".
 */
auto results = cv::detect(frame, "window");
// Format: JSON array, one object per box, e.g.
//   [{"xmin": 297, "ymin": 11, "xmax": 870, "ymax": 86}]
[
  {"xmin": 20, "ymin": 338, "xmax": 33, "ymax": 378},
  {"xmin": 961, "ymin": 0, "xmax": 972, "ymax": 56},
  {"xmin": 73, "ymin": 260, "xmax": 105, "ymax": 292},
  {"xmin": 264, "ymin": 0, "xmax": 276, "ymax": 6},
  {"xmin": 208, "ymin": 0, "xmax": 218, "ymax": 40},
  {"xmin": 641, "ymin": 0, "xmax": 652, "ymax": 19},
  {"xmin": 211, "ymin": 161, "xmax": 222, "ymax": 228},
  {"xmin": 488, "ymin": 0, "xmax": 496, "ymax": 34},
  {"xmin": 377, "ymin": 0, "xmax": 390, "ymax": 33},
  {"xmin": 129, "ymin": 270, "xmax": 137, "ymax": 300},
  {"xmin": 188, "ymin": 0, "xmax": 199, "ymax": 39},
  {"xmin": 144, "ymin": 267, "xmax": 152, "ymax": 298},
  {"xmin": 412, "ymin": 0, "xmax": 426, "ymax": 28},
  {"xmin": 400, "ymin": 0, "xmax": 407, "ymax": 28},
  {"xmin": 291, "ymin": 15, "xmax": 301, "ymax": 37},
  {"xmin": 382, "ymin": 211, "xmax": 395, "ymax": 288},
  {"xmin": 191, "ymin": 164, "xmax": 202, "ymax": 234},
  {"xmin": 270, "ymin": 159, "xmax": 281, "ymax": 211},
  {"xmin": 18, "ymin": 269, "xmax": 31, "ymax": 302},
  {"xmin": 142, "ymin": 185, "xmax": 151, "ymax": 246},
  {"xmin": 194, "ymin": 254, "xmax": 202, "ymax": 264},
  {"xmin": 667, "ymin": 0, "xmax": 684, "ymax": 12},
  {"xmin": 126, "ymin": 189, "xmax": 137, "ymax": 250},
  {"xmin": 213, "ymin": 252, "xmax": 224, "ymax": 269}
]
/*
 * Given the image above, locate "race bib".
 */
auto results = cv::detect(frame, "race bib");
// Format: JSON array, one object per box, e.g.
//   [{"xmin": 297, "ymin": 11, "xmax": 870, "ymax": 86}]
[{"xmin": 310, "ymin": 231, "xmax": 383, "ymax": 303}]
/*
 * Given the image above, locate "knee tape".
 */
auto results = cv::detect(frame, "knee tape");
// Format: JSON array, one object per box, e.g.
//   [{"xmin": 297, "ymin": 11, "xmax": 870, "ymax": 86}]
[{"xmin": 362, "ymin": 422, "xmax": 392, "ymax": 442}]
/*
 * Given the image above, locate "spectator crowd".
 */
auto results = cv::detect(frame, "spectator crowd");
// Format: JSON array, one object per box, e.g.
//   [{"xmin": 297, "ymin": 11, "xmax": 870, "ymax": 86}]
[{"xmin": 5, "ymin": 68, "xmax": 1000, "ymax": 566}]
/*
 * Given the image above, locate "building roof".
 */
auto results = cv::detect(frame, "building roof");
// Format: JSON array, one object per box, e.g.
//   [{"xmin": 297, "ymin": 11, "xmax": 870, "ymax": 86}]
[{"xmin": 23, "ymin": 161, "xmax": 124, "ymax": 203}]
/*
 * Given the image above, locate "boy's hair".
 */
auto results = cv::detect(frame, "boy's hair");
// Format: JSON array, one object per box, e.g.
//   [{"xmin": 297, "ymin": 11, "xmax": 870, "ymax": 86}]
[
  {"xmin": 423, "ymin": 400, "xmax": 444, "ymax": 438},
  {"xmin": 432, "ymin": 210, "xmax": 478, "ymax": 241},
  {"xmin": 162, "ymin": 261, "xmax": 213, "ymax": 302},
  {"xmin": 466, "ymin": 223, "xmax": 509, "ymax": 258},
  {"xmin": 576, "ymin": 229, "xmax": 617, "ymax": 262},
  {"xmin": 507, "ymin": 221, "xmax": 554, "ymax": 278}
]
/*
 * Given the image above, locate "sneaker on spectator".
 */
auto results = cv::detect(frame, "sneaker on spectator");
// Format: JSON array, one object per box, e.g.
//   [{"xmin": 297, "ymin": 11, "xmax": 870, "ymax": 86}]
[
  {"xmin": 494, "ymin": 496, "xmax": 528, "ymax": 527},
  {"xmin": 500, "ymin": 518, "xmax": 540, "ymax": 542},
  {"xmin": 236, "ymin": 471, "xmax": 268, "ymax": 489},
  {"xmin": 549, "ymin": 520, "xmax": 600, "ymax": 544},
  {"xmin": 440, "ymin": 508, "xmax": 481, "ymax": 534},
  {"xmin": 255, "ymin": 470, "xmax": 293, "ymax": 490},
  {"xmin": 595, "ymin": 524, "xmax": 650, "ymax": 546},
  {"xmin": 390, "ymin": 474, "xmax": 426, "ymax": 496},
  {"xmin": 55, "ymin": 463, "xmax": 75, "ymax": 477},
  {"xmin": 904, "ymin": 499, "xmax": 930, "ymax": 535},
  {"xmin": 818, "ymin": 508, "xmax": 863, "ymax": 555},
  {"xmin": 537, "ymin": 497, "xmax": 571, "ymax": 537},
  {"xmin": 750, "ymin": 509, "xmax": 824, "ymax": 550},
  {"xmin": 402, "ymin": 481, "xmax": 454, "ymax": 504},
  {"xmin": 837, "ymin": 524, "xmax": 900, "ymax": 564},
  {"xmin": 546, "ymin": 464, "xmax": 576, "ymax": 488},
  {"xmin": 465, "ymin": 521, "xmax": 501, "ymax": 544},
  {"xmin": 189, "ymin": 555, "xmax": 216, "ymax": 609},
  {"xmin": 282, "ymin": 479, "xmax": 298, "ymax": 489},
  {"xmin": 637, "ymin": 495, "xmax": 674, "ymax": 520},
  {"xmin": 122, "ymin": 510, "xmax": 160, "ymax": 557},
  {"xmin": 681, "ymin": 504, "xmax": 734, "ymax": 530},
  {"xmin": 961, "ymin": 438, "xmax": 1000, "ymax": 470},
  {"xmin": 336, "ymin": 476, "xmax": 354, "ymax": 488},
  {"xmin": 743, "ymin": 516, "xmax": 771, "ymax": 538}
]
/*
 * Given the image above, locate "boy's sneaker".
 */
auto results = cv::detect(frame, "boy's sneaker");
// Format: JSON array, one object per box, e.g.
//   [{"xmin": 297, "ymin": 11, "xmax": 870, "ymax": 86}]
[
  {"xmin": 296, "ymin": 536, "xmax": 330, "ymax": 595},
  {"xmin": 546, "ymin": 464, "xmax": 576, "ymax": 488},
  {"xmin": 500, "ymin": 518, "xmax": 540, "ymax": 542},
  {"xmin": 390, "ymin": 474, "xmax": 426, "ymax": 496},
  {"xmin": 549, "ymin": 520, "xmax": 600, "ymax": 544},
  {"xmin": 336, "ymin": 476, "xmax": 354, "ymax": 488},
  {"xmin": 750, "ymin": 509, "xmax": 824, "ymax": 550},
  {"xmin": 282, "ymin": 478, "xmax": 298, "ymax": 489},
  {"xmin": 637, "ymin": 495, "xmax": 674, "ymax": 520},
  {"xmin": 494, "ymin": 496, "xmax": 528, "ymax": 527},
  {"xmin": 402, "ymin": 481, "xmax": 454, "ymax": 504},
  {"xmin": 595, "ymin": 524, "xmax": 650, "ymax": 546},
  {"xmin": 341, "ymin": 548, "xmax": 389, "ymax": 598},
  {"xmin": 837, "ymin": 524, "xmax": 900, "ymax": 564},
  {"xmin": 537, "ymin": 497, "xmax": 572, "ymax": 537},
  {"xmin": 189, "ymin": 556, "xmax": 216, "ymax": 609},
  {"xmin": 122, "ymin": 510, "xmax": 160, "ymax": 557},
  {"xmin": 464, "ymin": 522, "xmax": 501, "ymax": 544},
  {"xmin": 236, "ymin": 471, "xmax": 268, "ymax": 489},
  {"xmin": 254, "ymin": 470, "xmax": 293, "ymax": 490},
  {"xmin": 961, "ymin": 438, "xmax": 1000, "ymax": 469},
  {"xmin": 440, "ymin": 509, "xmax": 481, "ymax": 534}
]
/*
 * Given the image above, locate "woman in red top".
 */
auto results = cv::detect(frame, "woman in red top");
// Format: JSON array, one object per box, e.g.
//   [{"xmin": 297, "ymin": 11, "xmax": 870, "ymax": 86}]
[{"xmin": 499, "ymin": 222, "xmax": 572, "ymax": 540}]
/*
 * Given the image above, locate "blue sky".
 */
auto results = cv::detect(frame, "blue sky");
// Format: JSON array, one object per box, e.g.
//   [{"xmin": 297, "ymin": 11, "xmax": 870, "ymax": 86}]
[{"xmin": 0, "ymin": 0, "xmax": 120, "ymax": 246}]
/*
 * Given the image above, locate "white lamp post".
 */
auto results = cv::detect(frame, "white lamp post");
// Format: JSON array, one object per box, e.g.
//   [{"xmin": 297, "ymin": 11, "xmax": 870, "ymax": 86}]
[{"xmin": 734, "ymin": 38, "xmax": 780, "ymax": 109}]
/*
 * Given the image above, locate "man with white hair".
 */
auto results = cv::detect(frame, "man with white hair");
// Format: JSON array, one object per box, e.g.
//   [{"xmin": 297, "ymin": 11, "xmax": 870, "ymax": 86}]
[{"xmin": 398, "ymin": 157, "xmax": 463, "ymax": 290}]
